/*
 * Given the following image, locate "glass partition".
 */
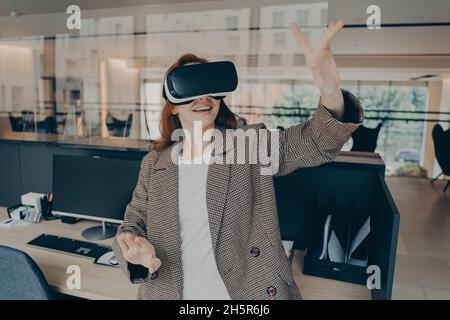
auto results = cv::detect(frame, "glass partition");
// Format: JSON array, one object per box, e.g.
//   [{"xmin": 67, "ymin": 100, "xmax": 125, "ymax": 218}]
[
  {"xmin": 0, "ymin": 37, "xmax": 45, "ymax": 132},
  {"xmin": 0, "ymin": 0, "xmax": 445, "ymax": 175}
]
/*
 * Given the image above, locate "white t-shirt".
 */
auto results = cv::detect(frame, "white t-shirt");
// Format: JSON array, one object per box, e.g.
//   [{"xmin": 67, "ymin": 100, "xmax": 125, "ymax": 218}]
[{"xmin": 178, "ymin": 151, "xmax": 231, "ymax": 300}]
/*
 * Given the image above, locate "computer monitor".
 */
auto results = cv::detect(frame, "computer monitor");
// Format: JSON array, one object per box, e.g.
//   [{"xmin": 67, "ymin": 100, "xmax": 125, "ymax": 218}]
[{"xmin": 52, "ymin": 154, "xmax": 141, "ymax": 240}]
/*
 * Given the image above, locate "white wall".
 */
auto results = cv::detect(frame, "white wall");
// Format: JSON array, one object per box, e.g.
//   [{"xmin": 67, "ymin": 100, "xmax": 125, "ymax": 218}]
[{"xmin": 0, "ymin": 41, "xmax": 39, "ymax": 113}]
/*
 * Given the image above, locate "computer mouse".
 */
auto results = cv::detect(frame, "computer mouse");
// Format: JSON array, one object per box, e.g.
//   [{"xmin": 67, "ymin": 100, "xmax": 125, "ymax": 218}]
[{"xmin": 109, "ymin": 256, "xmax": 118, "ymax": 265}]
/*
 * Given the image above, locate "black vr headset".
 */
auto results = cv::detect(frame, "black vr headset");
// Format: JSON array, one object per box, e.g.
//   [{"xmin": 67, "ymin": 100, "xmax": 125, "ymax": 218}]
[{"xmin": 162, "ymin": 61, "xmax": 238, "ymax": 105}]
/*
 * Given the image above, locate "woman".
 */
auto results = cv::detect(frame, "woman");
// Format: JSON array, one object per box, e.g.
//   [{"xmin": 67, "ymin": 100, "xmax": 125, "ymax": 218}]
[{"xmin": 113, "ymin": 21, "xmax": 363, "ymax": 300}]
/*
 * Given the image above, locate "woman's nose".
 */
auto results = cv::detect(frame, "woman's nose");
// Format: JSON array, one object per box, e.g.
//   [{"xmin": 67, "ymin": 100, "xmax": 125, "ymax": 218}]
[{"xmin": 195, "ymin": 96, "xmax": 210, "ymax": 104}]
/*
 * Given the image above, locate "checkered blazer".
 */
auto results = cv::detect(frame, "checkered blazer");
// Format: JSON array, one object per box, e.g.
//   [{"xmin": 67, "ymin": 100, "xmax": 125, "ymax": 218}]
[{"xmin": 113, "ymin": 90, "xmax": 363, "ymax": 300}]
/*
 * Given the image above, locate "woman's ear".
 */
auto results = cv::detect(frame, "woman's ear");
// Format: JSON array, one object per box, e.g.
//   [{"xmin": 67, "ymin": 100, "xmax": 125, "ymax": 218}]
[{"xmin": 171, "ymin": 106, "xmax": 178, "ymax": 115}]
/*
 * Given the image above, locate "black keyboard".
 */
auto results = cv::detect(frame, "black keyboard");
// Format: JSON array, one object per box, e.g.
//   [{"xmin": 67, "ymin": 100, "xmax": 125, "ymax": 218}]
[{"xmin": 27, "ymin": 233, "xmax": 112, "ymax": 259}]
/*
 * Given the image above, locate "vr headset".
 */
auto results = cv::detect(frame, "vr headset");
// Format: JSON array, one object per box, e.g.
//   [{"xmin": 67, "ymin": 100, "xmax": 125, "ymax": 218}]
[{"xmin": 162, "ymin": 61, "xmax": 238, "ymax": 105}]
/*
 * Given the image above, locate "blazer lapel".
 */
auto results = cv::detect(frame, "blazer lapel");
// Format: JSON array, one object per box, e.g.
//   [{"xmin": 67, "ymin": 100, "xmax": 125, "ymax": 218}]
[{"xmin": 153, "ymin": 142, "xmax": 184, "ymax": 299}]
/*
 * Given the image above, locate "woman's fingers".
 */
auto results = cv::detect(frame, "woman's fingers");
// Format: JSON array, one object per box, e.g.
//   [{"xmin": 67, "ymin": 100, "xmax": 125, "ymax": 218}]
[
  {"xmin": 148, "ymin": 257, "xmax": 161, "ymax": 273},
  {"xmin": 135, "ymin": 237, "xmax": 154, "ymax": 252},
  {"xmin": 121, "ymin": 232, "xmax": 140, "ymax": 252},
  {"xmin": 119, "ymin": 232, "xmax": 136, "ymax": 248},
  {"xmin": 289, "ymin": 22, "xmax": 313, "ymax": 55},
  {"xmin": 134, "ymin": 236, "xmax": 146, "ymax": 245},
  {"xmin": 118, "ymin": 233, "xmax": 160, "ymax": 270},
  {"xmin": 318, "ymin": 19, "xmax": 344, "ymax": 50},
  {"xmin": 117, "ymin": 234, "xmax": 129, "ymax": 252}
]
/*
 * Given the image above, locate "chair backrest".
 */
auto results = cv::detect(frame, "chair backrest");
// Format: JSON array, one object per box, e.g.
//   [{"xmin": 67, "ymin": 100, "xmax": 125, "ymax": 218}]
[
  {"xmin": 432, "ymin": 124, "xmax": 450, "ymax": 175},
  {"xmin": 0, "ymin": 245, "xmax": 52, "ymax": 300},
  {"xmin": 8, "ymin": 114, "xmax": 24, "ymax": 132},
  {"xmin": 106, "ymin": 112, "xmax": 133, "ymax": 137},
  {"xmin": 36, "ymin": 116, "xmax": 58, "ymax": 134},
  {"xmin": 351, "ymin": 122, "xmax": 383, "ymax": 152}
]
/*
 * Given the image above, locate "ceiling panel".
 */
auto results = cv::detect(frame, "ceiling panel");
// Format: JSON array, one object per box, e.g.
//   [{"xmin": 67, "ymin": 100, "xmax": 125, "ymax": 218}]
[{"xmin": 0, "ymin": 0, "xmax": 214, "ymax": 17}]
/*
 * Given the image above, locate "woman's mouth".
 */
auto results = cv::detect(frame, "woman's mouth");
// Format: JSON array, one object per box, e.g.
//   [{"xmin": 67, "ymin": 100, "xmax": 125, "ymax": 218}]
[{"xmin": 192, "ymin": 105, "xmax": 213, "ymax": 114}]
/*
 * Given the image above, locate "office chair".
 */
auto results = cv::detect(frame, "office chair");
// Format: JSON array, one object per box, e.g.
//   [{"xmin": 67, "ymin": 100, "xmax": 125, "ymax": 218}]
[
  {"xmin": 36, "ymin": 116, "xmax": 58, "ymax": 134},
  {"xmin": 431, "ymin": 124, "xmax": 450, "ymax": 193},
  {"xmin": 21, "ymin": 110, "xmax": 36, "ymax": 132},
  {"xmin": 8, "ymin": 113, "xmax": 24, "ymax": 132},
  {"xmin": 105, "ymin": 112, "xmax": 133, "ymax": 137},
  {"xmin": 0, "ymin": 245, "xmax": 52, "ymax": 300},
  {"xmin": 351, "ymin": 122, "xmax": 383, "ymax": 152}
]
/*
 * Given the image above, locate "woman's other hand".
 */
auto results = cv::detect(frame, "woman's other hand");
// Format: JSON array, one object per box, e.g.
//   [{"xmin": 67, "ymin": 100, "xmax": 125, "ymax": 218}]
[
  {"xmin": 117, "ymin": 232, "xmax": 161, "ymax": 273},
  {"xmin": 290, "ymin": 20, "xmax": 345, "ymax": 119}
]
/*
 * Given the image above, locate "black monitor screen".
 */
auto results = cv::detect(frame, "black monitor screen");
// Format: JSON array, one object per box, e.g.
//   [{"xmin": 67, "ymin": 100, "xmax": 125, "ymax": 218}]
[{"xmin": 52, "ymin": 154, "xmax": 141, "ymax": 222}]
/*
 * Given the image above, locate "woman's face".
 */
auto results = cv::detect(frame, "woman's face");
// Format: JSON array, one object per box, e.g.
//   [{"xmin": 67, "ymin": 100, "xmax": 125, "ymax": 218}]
[
  {"xmin": 170, "ymin": 61, "xmax": 221, "ymax": 131},
  {"xmin": 171, "ymin": 95, "xmax": 221, "ymax": 131}
]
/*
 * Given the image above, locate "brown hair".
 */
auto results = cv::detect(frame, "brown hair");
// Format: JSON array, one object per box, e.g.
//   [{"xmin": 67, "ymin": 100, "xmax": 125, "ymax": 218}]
[{"xmin": 152, "ymin": 53, "xmax": 238, "ymax": 151}]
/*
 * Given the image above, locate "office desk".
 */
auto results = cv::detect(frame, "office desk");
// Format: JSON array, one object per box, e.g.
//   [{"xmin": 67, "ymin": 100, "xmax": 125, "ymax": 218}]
[
  {"xmin": 0, "ymin": 207, "xmax": 370, "ymax": 300},
  {"xmin": 0, "ymin": 207, "xmax": 138, "ymax": 299}
]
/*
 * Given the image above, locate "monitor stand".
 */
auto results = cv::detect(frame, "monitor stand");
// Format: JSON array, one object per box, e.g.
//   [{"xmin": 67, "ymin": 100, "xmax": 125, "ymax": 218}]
[{"xmin": 82, "ymin": 221, "xmax": 117, "ymax": 240}]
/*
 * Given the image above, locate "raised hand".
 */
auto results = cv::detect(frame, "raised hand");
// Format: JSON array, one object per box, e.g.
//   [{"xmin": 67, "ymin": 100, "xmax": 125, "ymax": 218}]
[
  {"xmin": 117, "ymin": 232, "xmax": 161, "ymax": 273},
  {"xmin": 290, "ymin": 20, "xmax": 345, "ymax": 118}
]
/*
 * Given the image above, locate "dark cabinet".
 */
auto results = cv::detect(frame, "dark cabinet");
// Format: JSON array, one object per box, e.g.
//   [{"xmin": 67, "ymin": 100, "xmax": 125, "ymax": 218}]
[
  {"xmin": 274, "ymin": 155, "xmax": 399, "ymax": 300},
  {"xmin": 0, "ymin": 143, "xmax": 23, "ymax": 206},
  {"xmin": 0, "ymin": 140, "xmax": 146, "ymax": 206}
]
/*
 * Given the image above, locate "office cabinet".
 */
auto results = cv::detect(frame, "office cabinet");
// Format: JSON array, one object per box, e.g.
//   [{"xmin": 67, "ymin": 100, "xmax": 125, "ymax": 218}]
[
  {"xmin": 274, "ymin": 156, "xmax": 399, "ymax": 300},
  {"xmin": 0, "ymin": 143, "xmax": 23, "ymax": 206},
  {"xmin": 0, "ymin": 139, "xmax": 147, "ymax": 206}
]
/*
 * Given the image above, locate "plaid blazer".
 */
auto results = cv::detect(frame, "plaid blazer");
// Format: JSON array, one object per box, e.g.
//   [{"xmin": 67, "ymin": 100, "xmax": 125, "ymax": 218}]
[{"xmin": 113, "ymin": 90, "xmax": 363, "ymax": 300}]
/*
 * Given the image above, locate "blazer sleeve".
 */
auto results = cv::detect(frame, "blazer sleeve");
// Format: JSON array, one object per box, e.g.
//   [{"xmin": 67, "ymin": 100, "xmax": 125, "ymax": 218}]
[
  {"xmin": 274, "ymin": 89, "xmax": 364, "ymax": 176},
  {"xmin": 112, "ymin": 151, "xmax": 154, "ymax": 284}
]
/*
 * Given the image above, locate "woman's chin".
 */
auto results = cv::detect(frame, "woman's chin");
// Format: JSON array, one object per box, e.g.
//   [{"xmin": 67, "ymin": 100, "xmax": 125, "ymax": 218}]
[{"xmin": 191, "ymin": 114, "xmax": 215, "ymax": 124}]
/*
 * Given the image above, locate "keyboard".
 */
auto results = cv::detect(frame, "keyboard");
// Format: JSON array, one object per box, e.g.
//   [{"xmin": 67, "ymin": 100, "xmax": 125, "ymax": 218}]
[{"xmin": 27, "ymin": 233, "xmax": 112, "ymax": 259}]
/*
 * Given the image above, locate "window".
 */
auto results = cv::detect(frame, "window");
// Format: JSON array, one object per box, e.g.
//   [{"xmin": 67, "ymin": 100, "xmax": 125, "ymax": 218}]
[
  {"xmin": 114, "ymin": 23, "xmax": 122, "ymax": 34},
  {"xmin": 272, "ymin": 12, "xmax": 284, "ymax": 28},
  {"xmin": 11, "ymin": 86, "xmax": 24, "ymax": 110},
  {"xmin": 255, "ymin": 80, "xmax": 428, "ymax": 176},
  {"xmin": 296, "ymin": 9, "xmax": 309, "ymax": 27},
  {"xmin": 342, "ymin": 82, "xmax": 428, "ymax": 175},
  {"xmin": 293, "ymin": 54, "xmax": 303, "ymax": 66},
  {"xmin": 141, "ymin": 81, "xmax": 162, "ymax": 140},
  {"xmin": 0, "ymin": 85, "xmax": 5, "ymax": 110},
  {"xmin": 269, "ymin": 54, "xmax": 282, "ymax": 66},
  {"xmin": 228, "ymin": 35, "xmax": 240, "ymax": 51},
  {"xmin": 273, "ymin": 32, "xmax": 285, "ymax": 48},
  {"xmin": 226, "ymin": 16, "xmax": 238, "ymax": 30},
  {"xmin": 320, "ymin": 8, "xmax": 328, "ymax": 26}
]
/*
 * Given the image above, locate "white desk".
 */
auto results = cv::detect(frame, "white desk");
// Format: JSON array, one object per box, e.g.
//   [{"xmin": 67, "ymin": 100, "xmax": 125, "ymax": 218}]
[
  {"xmin": 0, "ymin": 207, "xmax": 370, "ymax": 300},
  {"xmin": 0, "ymin": 207, "xmax": 138, "ymax": 299}
]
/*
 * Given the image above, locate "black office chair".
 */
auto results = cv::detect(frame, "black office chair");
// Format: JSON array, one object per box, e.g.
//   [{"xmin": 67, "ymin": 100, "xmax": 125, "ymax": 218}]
[
  {"xmin": 0, "ymin": 245, "xmax": 52, "ymax": 300},
  {"xmin": 351, "ymin": 122, "xmax": 383, "ymax": 152},
  {"xmin": 21, "ymin": 110, "xmax": 36, "ymax": 132},
  {"xmin": 36, "ymin": 116, "xmax": 58, "ymax": 134},
  {"xmin": 105, "ymin": 112, "xmax": 133, "ymax": 137},
  {"xmin": 8, "ymin": 113, "xmax": 24, "ymax": 132},
  {"xmin": 431, "ymin": 124, "xmax": 450, "ymax": 193}
]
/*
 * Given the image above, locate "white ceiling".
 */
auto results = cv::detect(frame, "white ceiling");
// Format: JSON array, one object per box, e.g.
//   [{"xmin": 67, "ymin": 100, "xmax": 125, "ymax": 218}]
[{"xmin": 0, "ymin": 0, "xmax": 213, "ymax": 16}]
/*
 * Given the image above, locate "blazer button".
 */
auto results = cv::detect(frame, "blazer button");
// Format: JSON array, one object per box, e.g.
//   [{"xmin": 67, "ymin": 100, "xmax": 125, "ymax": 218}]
[
  {"xmin": 150, "ymin": 271, "xmax": 158, "ymax": 280},
  {"xmin": 250, "ymin": 247, "xmax": 260, "ymax": 257},
  {"xmin": 267, "ymin": 286, "xmax": 277, "ymax": 297}
]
